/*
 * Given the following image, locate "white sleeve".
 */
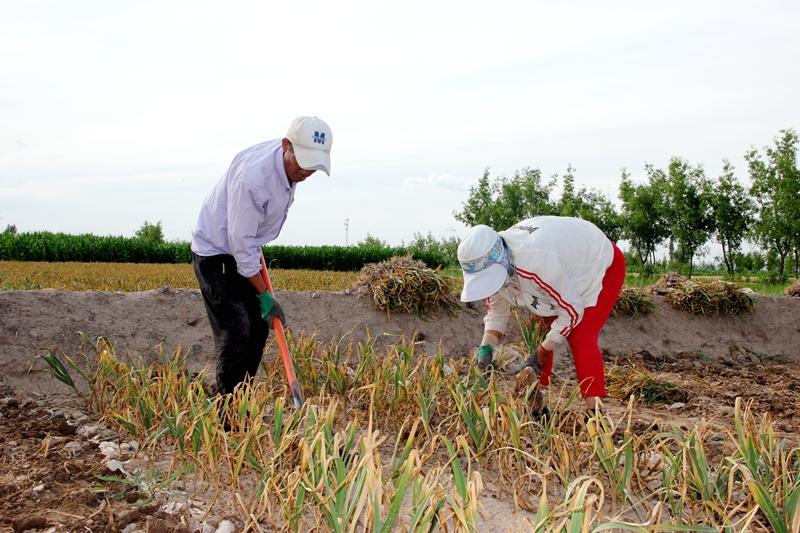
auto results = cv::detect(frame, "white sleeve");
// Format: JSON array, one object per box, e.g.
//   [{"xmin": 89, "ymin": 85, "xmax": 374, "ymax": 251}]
[
  {"xmin": 227, "ymin": 179, "xmax": 264, "ymax": 278},
  {"xmin": 531, "ymin": 251, "xmax": 585, "ymax": 350},
  {"xmin": 483, "ymin": 292, "xmax": 513, "ymax": 335}
]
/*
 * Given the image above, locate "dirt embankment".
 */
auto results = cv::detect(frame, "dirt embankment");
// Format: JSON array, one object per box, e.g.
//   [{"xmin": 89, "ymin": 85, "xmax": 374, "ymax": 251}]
[{"xmin": 0, "ymin": 288, "xmax": 798, "ymax": 394}]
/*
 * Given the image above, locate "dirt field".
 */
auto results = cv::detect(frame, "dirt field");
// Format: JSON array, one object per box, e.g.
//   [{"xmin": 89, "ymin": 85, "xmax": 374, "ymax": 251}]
[{"xmin": 1, "ymin": 288, "xmax": 799, "ymax": 531}]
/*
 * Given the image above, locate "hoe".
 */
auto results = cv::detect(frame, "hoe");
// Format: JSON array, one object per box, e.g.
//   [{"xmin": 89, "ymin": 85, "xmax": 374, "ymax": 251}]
[{"xmin": 260, "ymin": 254, "xmax": 304, "ymax": 408}]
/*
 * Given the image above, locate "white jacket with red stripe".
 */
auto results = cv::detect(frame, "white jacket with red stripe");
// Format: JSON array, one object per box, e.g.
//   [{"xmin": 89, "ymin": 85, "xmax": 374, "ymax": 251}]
[{"xmin": 483, "ymin": 216, "xmax": 614, "ymax": 350}]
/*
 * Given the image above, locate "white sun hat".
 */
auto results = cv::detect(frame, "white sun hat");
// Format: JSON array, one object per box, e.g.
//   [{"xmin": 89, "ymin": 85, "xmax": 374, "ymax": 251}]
[
  {"xmin": 286, "ymin": 116, "xmax": 333, "ymax": 175},
  {"xmin": 458, "ymin": 225, "xmax": 512, "ymax": 302}
]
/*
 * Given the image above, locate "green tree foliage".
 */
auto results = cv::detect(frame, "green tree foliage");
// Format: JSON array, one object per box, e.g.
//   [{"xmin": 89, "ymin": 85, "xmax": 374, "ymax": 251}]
[
  {"xmin": 710, "ymin": 161, "xmax": 755, "ymax": 276},
  {"xmin": 556, "ymin": 166, "xmax": 623, "ymax": 242},
  {"xmin": 745, "ymin": 129, "xmax": 800, "ymax": 281},
  {"xmin": 732, "ymin": 251, "xmax": 766, "ymax": 274},
  {"xmin": 358, "ymin": 234, "xmax": 387, "ymax": 248},
  {"xmin": 2, "ymin": 224, "xmax": 16, "ymax": 236},
  {"xmin": 618, "ymin": 169, "xmax": 670, "ymax": 271},
  {"xmin": 454, "ymin": 168, "xmax": 557, "ymax": 230},
  {"xmin": 661, "ymin": 158, "xmax": 715, "ymax": 277},
  {"xmin": 454, "ymin": 165, "xmax": 623, "ymax": 240},
  {"xmin": 404, "ymin": 231, "xmax": 460, "ymax": 267},
  {"xmin": 135, "ymin": 220, "xmax": 165, "ymax": 243}
]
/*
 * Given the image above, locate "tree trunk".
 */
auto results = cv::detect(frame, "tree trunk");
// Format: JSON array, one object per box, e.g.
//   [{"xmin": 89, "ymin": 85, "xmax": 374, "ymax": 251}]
[
  {"xmin": 779, "ymin": 251, "xmax": 788, "ymax": 281},
  {"xmin": 721, "ymin": 239, "xmax": 733, "ymax": 277}
]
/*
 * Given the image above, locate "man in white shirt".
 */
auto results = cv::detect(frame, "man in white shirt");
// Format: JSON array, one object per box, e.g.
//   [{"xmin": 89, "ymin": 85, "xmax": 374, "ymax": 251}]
[
  {"xmin": 191, "ymin": 116, "xmax": 332, "ymax": 397},
  {"xmin": 457, "ymin": 216, "xmax": 626, "ymax": 411}
]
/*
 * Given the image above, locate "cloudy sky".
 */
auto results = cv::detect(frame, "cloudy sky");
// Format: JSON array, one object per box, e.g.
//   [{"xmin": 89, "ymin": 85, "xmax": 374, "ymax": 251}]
[{"xmin": 1, "ymin": 1, "xmax": 798, "ymax": 246}]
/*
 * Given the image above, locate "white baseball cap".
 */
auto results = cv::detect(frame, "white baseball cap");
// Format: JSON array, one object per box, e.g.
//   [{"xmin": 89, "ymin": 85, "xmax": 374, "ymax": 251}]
[
  {"xmin": 457, "ymin": 225, "xmax": 512, "ymax": 302},
  {"xmin": 286, "ymin": 116, "xmax": 332, "ymax": 175}
]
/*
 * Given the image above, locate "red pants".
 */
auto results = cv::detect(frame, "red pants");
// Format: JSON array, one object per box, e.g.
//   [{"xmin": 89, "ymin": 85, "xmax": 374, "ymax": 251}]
[{"xmin": 539, "ymin": 243, "xmax": 626, "ymax": 397}]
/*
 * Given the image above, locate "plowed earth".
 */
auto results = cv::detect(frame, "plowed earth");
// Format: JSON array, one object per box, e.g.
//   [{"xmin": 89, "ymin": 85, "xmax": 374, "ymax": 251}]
[{"xmin": 1, "ymin": 288, "xmax": 798, "ymax": 531}]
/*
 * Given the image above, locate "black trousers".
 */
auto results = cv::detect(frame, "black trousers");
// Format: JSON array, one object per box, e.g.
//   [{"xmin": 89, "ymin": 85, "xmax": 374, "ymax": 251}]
[{"xmin": 192, "ymin": 252, "xmax": 269, "ymax": 396}]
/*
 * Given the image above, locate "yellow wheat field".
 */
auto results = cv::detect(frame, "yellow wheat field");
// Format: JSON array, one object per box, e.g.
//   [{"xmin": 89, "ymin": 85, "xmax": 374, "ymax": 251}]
[{"xmin": 0, "ymin": 261, "xmax": 359, "ymax": 292}]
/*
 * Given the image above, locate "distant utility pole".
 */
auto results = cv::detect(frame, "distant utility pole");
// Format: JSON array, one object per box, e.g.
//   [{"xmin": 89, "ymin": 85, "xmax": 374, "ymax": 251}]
[{"xmin": 344, "ymin": 218, "xmax": 350, "ymax": 246}]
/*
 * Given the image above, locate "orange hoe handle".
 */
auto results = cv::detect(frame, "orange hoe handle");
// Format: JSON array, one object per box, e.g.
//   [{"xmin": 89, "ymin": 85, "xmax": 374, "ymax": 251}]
[{"xmin": 259, "ymin": 255, "xmax": 304, "ymax": 408}]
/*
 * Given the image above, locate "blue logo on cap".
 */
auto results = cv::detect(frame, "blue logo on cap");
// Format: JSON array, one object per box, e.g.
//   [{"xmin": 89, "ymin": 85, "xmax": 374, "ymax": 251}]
[{"xmin": 313, "ymin": 131, "xmax": 326, "ymax": 145}]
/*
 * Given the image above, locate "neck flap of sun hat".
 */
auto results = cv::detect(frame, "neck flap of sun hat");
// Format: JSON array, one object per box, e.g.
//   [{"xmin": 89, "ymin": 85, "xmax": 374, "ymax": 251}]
[{"xmin": 460, "ymin": 235, "xmax": 514, "ymax": 276}]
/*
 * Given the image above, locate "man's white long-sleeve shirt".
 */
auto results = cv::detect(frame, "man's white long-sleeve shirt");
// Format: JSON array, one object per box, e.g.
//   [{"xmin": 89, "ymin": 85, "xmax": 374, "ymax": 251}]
[
  {"xmin": 191, "ymin": 140, "xmax": 296, "ymax": 278},
  {"xmin": 483, "ymin": 216, "xmax": 614, "ymax": 350}
]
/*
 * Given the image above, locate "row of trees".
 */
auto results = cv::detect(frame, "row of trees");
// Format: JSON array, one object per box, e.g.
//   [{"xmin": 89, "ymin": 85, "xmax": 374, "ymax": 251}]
[
  {"xmin": 4, "ymin": 221, "xmax": 166, "ymax": 242},
  {"xmin": 455, "ymin": 129, "xmax": 800, "ymax": 280}
]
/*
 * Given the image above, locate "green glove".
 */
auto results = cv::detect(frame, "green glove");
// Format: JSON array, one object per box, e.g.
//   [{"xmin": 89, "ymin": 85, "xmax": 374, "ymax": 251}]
[
  {"xmin": 257, "ymin": 291, "xmax": 286, "ymax": 328},
  {"xmin": 476, "ymin": 344, "xmax": 493, "ymax": 370}
]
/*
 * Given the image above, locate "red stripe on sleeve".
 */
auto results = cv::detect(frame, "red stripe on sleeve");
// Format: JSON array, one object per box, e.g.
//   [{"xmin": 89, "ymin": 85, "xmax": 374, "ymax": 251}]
[{"xmin": 515, "ymin": 267, "xmax": 578, "ymax": 335}]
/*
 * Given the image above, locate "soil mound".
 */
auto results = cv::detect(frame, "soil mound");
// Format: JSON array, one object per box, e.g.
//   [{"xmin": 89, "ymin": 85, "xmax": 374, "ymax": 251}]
[{"xmin": 0, "ymin": 288, "xmax": 798, "ymax": 396}]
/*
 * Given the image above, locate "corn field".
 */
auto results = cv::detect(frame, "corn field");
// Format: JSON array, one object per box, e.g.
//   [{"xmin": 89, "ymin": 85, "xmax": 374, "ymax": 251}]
[
  {"xmin": 0, "ymin": 232, "xmax": 452, "ymax": 270},
  {"xmin": 43, "ymin": 334, "xmax": 800, "ymax": 532}
]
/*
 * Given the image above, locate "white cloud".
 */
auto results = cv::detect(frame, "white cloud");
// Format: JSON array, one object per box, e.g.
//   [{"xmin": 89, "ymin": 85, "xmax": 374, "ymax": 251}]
[{"xmin": 402, "ymin": 172, "xmax": 475, "ymax": 192}]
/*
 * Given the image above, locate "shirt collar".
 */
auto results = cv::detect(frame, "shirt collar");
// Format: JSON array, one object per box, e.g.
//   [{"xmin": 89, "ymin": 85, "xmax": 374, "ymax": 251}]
[{"xmin": 274, "ymin": 143, "xmax": 292, "ymax": 192}]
